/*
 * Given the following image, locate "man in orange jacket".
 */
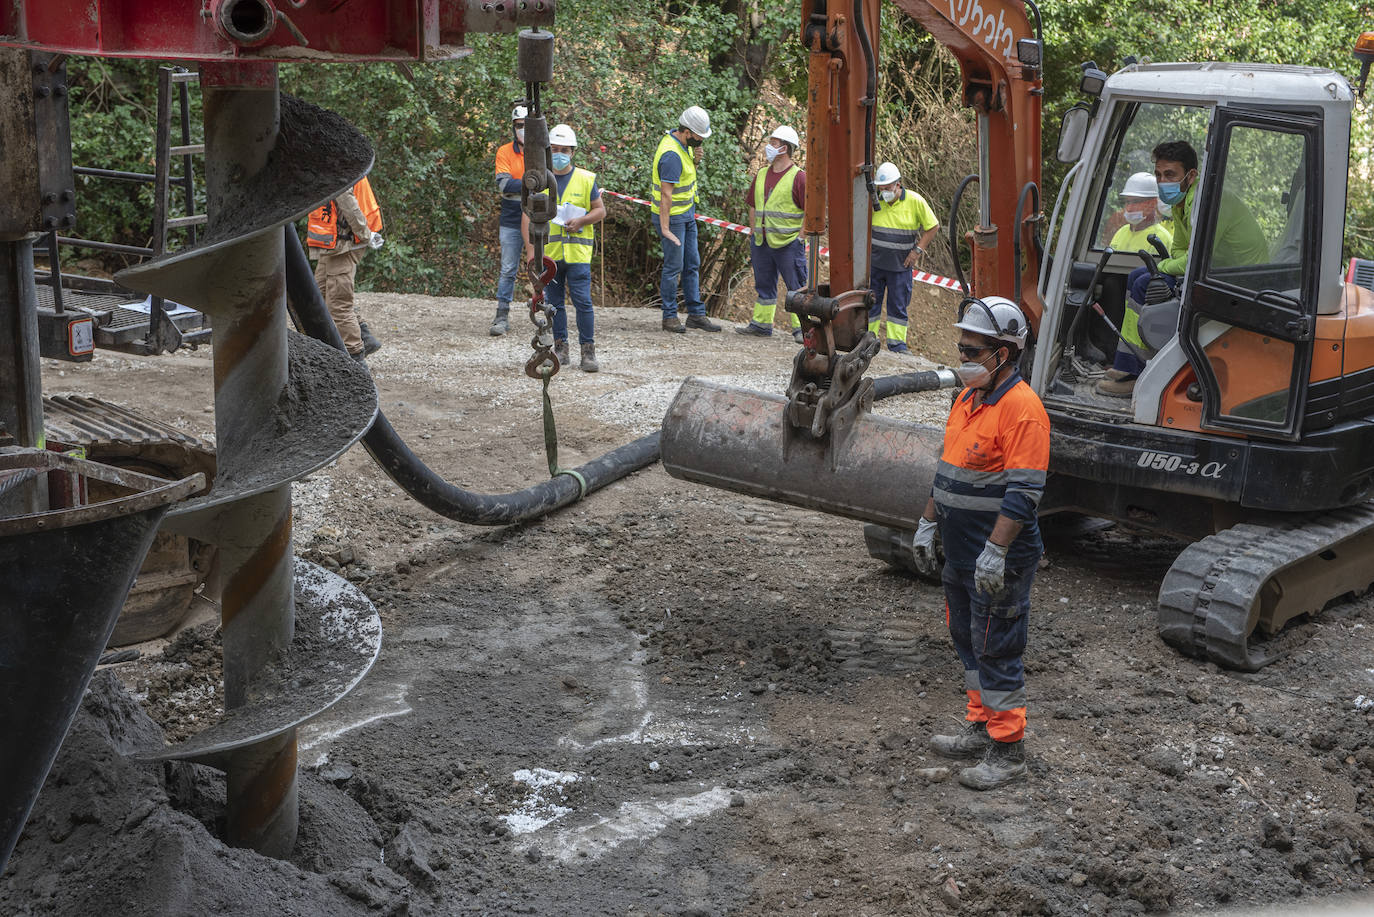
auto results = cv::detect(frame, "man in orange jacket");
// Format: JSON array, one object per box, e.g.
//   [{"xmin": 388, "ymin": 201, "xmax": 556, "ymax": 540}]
[
  {"xmin": 306, "ymin": 176, "xmax": 384, "ymax": 361},
  {"xmin": 911, "ymin": 296, "xmax": 1050, "ymax": 790}
]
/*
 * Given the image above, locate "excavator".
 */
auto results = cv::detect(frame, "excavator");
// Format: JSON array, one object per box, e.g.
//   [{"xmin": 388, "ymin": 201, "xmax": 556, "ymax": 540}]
[{"xmin": 660, "ymin": 0, "xmax": 1374, "ymax": 671}]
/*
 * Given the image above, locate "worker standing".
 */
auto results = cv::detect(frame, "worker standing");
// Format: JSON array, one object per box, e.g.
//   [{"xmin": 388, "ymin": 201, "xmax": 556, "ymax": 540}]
[
  {"xmin": 869, "ymin": 162, "xmax": 940, "ymax": 354},
  {"xmin": 523, "ymin": 124, "xmax": 606, "ymax": 373},
  {"xmin": 1097, "ymin": 172, "xmax": 1174, "ymax": 397},
  {"xmin": 306, "ymin": 177, "xmax": 384, "ymax": 361},
  {"xmin": 490, "ymin": 105, "xmax": 527, "ymax": 337},
  {"xmin": 736, "ymin": 125, "xmax": 807, "ymax": 342},
  {"xmin": 911, "ymin": 296, "xmax": 1050, "ymax": 790},
  {"xmin": 650, "ymin": 106, "xmax": 720, "ymax": 334}
]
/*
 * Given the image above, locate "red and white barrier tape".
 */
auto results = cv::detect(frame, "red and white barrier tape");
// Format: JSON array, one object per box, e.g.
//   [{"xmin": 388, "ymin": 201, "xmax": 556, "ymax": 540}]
[{"xmin": 602, "ymin": 189, "xmax": 963, "ymax": 293}]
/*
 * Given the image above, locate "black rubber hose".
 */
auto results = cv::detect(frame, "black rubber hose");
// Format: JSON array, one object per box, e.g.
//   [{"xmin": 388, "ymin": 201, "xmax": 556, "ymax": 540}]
[
  {"xmin": 283, "ymin": 226, "xmax": 660, "ymax": 526},
  {"xmin": 284, "ymin": 227, "xmax": 949, "ymax": 526},
  {"xmin": 949, "ymin": 174, "xmax": 978, "ymax": 295},
  {"xmin": 872, "ymin": 370, "xmax": 957, "ymax": 400},
  {"xmin": 1013, "ymin": 181, "xmax": 1040, "ymax": 303}
]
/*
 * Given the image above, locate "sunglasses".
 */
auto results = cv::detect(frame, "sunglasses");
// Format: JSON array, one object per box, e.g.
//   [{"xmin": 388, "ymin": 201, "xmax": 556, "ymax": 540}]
[
  {"xmin": 514, "ymin": 121, "xmax": 526, "ymax": 129},
  {"xmin": 957, "ymin": 343, "xmax": 995, "ymax": 359}
]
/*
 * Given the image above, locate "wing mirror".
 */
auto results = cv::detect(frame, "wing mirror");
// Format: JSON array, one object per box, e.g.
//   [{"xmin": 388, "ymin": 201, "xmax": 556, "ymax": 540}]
[{"xmin": 1056, "ymin": 106, "xmax": 1090, "ymax": 163}]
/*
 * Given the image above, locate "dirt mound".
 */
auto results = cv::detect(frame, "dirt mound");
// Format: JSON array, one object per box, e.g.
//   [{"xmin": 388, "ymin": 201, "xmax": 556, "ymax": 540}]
[{"xmin": 0, "ymin": 671, "xmax": 426, "ymax": 917}]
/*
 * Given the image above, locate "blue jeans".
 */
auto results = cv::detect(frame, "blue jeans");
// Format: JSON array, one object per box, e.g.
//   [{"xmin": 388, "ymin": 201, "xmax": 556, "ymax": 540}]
[
  {"xmin": 496, "ymin": 223, "xmax": 522, "ymax": 308},
  {"xmin": 546, "ymin": 261, "xmax": 594, "ymax": 345},
  {"xmin": 658, "ymin": 218, "xmax": 704, "ymax": 318},
  {"xmin": 942, "ymin": 560, "xmax": 1034, "ymax": 742}
]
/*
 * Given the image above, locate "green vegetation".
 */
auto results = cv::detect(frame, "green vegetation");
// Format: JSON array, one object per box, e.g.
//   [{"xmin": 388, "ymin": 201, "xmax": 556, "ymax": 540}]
[{"xmin": 59, "ymin": 0, "xmax": 1373, "ymax": 298}]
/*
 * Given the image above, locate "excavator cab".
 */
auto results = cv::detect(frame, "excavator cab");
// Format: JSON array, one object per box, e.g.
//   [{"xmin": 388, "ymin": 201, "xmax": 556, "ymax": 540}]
[{"xmin": 1036, "ymin": 68, "xmax": 1347, "ymax": 447}]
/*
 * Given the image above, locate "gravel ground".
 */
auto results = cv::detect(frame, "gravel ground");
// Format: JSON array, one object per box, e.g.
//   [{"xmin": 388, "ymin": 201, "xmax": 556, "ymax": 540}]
[{"xmin": 4, "ymin": 290, "xmax": 1373, "ymax": 916}]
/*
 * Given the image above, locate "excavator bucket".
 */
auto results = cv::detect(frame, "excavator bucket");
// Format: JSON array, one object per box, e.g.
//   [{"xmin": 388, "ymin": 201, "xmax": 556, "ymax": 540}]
[
  {"xmin": 660, "ymin": 377, "xmax": 944, "ymax": 530},
  {"xmin": 0, "ymin": 451, "xmax": 202, "ymax": 873}
]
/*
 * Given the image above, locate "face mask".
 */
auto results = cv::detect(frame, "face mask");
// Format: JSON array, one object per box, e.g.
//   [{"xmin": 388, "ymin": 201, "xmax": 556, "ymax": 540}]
[
  {"xmin": 1157, "ymin": 201, "xmax": 1173, "ymax": 218},
  {"xmin": 515, "ymin": 128, "xmax": 525, "ymax": 144},
  {"xmin": 551, "ymin": 152, "xmax": 571, "ymax": 170},
  {"xmin": 764, "ymin": 144, "xmax": 782, "ymax": 163},
  {"xmin": 685, "ymin": 136, "xmax": 703, "ymax": 148},
  {"xmin": 1122, "ymin": 209, "xmax": 1147, "ymax": 225},
  {"xmin": 880, "ymin": 189, "xmax": 898, "ymax": 203},
  {"xmin": 955, "ymin": 349, "xmax": 1007, "ymax": 390},
  {"xmin": 1157, "ymin": 181, "xmax": 1185, "ymax": 205}
]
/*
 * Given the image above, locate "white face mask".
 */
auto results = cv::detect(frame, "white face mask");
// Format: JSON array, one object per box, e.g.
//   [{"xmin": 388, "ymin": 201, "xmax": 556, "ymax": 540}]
[
  {"xmin": 515, "ymin": 128, "xmax": 525, "ymax": 143},
  {"xmin": 1122, "ymin": 209, "xmax": 1147, "ymax": 225},
  {"xmin": 955, "ymin": 349, "xmax": 1006, "ymax": 389},
  {"xmin": 1156, "ymin": 201, "xmax": 1172, "ymax": 218},
  {"xmin": 764, "ymin": 144, "xmax": 782, "ymax": 163},
  {"xmin": 880, "ymin": 188, "xmax": 898, "ymax": 203},
  {"xmin": 956, "ymin": 361, "xmax": 991, "ymax": 388}
]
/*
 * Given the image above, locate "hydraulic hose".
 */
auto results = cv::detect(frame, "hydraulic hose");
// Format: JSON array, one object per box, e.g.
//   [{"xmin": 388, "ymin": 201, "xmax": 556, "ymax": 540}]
[
  {"xmin": 283, "ymin": 226, "xmax": 660, "ymax": 526},
  {"xmin": 948, "ymin": 174, "xmax": 978, "ymax": 295},
  {"xmin": 854, "ymin": 0, "xmax": 879, "ymax": 205},
  {"xmin": 284, "ymin": 227, "xmax": 951, "ymax": 527}
]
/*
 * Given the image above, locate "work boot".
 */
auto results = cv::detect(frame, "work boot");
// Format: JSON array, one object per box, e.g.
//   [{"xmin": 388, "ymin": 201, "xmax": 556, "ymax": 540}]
[
  {"xmin": 359, "ymin": 321, "xmax": 383, "ymax": 356},
  {"xmin": 931, "ymin": 719, "xmax": 992, "ymax": 760},
  {"xmin": 887, "ymin": 341, "xmax": 910, "ymax": 354},
  {"xmin": 349, "ymin": 350, "xmax": 367, "ymax": 365},
  {"xmin": 686, "ymin": 314, "xmax": 722, "ymax": 332},
  {"xmin": 1095, "ymin": 375, "xmax": 1137, "ymax": 398},
  {"xmin": 580, "ymin": 342, "xmax": 599, "ymax": 373},
  {"xmin": 554, "ymin": 339, "xmax": 570, "ymax": 366},
  {"xmin": 958, "ymin": 738, "xmax": 1028, "ymax": 790},
  {"xmin": 662, "ymin": 317, "xmax": 687, "ymax": 334},
  {"xmin": 490, "ymin": 306, "xmax": 511, "ymax": 337},
  {"xmin": 1102, "ymin": 367, "xmax": 1130, "ymax": 382},
  {"xmin": 792, "ymin": 327, "xmax": 805, "ymax": 344},
  {"xmin": 735, "ymin": 322, "xmax": 772, "ymax": 337}
]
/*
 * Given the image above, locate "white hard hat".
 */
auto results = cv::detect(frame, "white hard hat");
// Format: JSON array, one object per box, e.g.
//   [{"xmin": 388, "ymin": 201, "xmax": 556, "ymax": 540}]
[
  {"xmin": 953, "ymin": 295, "xmax": 1029, "ymax": 348},
  {"xmin": 770, "ymin": 125, "xmax": 800, "ymax": 148},
  {"xmin": 679, "ymin": 105, "xmax": 712, "ymax": 139},
  {"xmin": 548, "ymin": 123, "xmax": 577, "ymax": 147},
  {"xmin": 1121, "ymin": 171, "xmax": 1158, "ymax": 199},
  {"xmin": 511, "ymin": 105, "xmax": 528, "ymax": 121},
  {"xmin": 874, "ymin": 162, "xmax": 901, "ymax": 186}
]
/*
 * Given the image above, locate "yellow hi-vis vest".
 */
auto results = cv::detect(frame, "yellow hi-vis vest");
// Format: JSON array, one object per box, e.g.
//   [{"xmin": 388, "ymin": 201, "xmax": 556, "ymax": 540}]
[
  {"xmin": 650, "ymin": 132, "xmax": 697, "ymax": 217},
  {"xmin": 871, "ymin": 189, "xmax": 935, "ymax": 272},
  {"xmin": 547, "ymin": 168, "xmax": 597, "ymax": 264},
  {"xmin": 751, "ymin": 165, "xmax": 803, "ymax": 248}
]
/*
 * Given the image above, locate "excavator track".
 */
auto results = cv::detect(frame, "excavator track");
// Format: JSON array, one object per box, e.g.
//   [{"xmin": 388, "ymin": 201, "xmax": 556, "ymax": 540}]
[{"xmin": 1158, "ymin": 503, "xmax": 1374, "ymax": 671}]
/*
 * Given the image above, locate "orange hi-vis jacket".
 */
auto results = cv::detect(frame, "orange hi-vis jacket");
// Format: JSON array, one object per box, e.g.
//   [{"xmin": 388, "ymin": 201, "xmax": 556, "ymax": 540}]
[
  {"xmin": 932, "ymin": 371, "xmax": 1050, "ymax": 571},
  {"xmin": 307, "ymin": 178, "xmax": 383, "ymax": 251}
]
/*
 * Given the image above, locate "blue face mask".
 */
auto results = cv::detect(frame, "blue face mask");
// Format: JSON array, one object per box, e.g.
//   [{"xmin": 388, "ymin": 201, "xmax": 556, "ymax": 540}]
[
  {"xmin": 551, "ymin": 152, "xmax": 572, "ymax": 170},
  {"xmin": 1157, "ymin": 181, "xmax": 1185, "ymax": 205}
]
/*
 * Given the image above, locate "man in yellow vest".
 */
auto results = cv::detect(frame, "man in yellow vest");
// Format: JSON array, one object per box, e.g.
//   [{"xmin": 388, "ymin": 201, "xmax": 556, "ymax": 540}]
[
  {"xmin": 306, "ymin": 177, "xmax": 384, "ymax": 361},
  {"xmin": 736, "ymin": 125, "xmax": 807, "ymax": 342},
  {"xmin": 650, "ymin": 106, "xmax": 720, "ymax": 334},
  {"xmin": 522, "ymin": 123, "xmax": 606, "ymax": 372},
  {"xmin": 1097, "ymin": 172, "xmax": 1174, "ymax": 397},
  {"xmin": 870, "ymin": 162, "xmax": 940, "ymax": 354}
]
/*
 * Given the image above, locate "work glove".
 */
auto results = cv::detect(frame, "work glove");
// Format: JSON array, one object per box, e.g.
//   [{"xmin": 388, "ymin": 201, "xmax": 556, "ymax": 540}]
[
  {"xmin": 911, "ymin": 517, "xmax": 939, "ymax": 575},
  {"xmin": 973, "ymin": 540, "xmax": 1008, "ymax": 595}
]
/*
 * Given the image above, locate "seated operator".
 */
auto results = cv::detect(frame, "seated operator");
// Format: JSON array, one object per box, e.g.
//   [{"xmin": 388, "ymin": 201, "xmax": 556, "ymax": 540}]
[
  {"xmin": 1096, "ymin": 173, "xmax": 1173, "ymax": 397},
  {"xmin": 1109, "ymin": 140, "xmax": 1267, "ymax": 398}
]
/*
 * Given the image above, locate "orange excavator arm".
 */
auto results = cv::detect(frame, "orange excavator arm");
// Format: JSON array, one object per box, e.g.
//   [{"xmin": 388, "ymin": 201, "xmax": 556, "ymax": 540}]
[
  {"xmin": 799, "ymin": 0, "xmax": 1045, "ymax": 338},
  {"xmin": 892, "ymin": 0, "xmax": 1045, "ymax": 331}
]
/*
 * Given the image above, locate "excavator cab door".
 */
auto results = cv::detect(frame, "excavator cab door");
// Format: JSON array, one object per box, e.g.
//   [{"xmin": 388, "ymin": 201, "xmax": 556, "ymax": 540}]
[{"xmin": 1180, "ymin": 106, "xmax": 1323, "ymax": 441}]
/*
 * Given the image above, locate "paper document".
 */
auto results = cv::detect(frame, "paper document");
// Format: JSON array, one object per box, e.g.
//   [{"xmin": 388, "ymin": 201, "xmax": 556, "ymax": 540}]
[{"xmin": 552, "ymin": 202, "xmax": 588, "ymax": 227}]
